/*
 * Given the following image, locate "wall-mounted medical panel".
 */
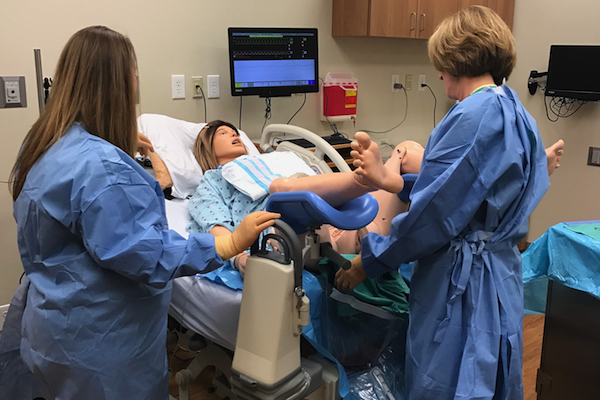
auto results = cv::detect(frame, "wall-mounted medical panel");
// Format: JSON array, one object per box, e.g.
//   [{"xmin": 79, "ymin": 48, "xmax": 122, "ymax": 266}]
[{"xmin": 0, "ymin": 76, "xmax": 27, "ymax": 108}]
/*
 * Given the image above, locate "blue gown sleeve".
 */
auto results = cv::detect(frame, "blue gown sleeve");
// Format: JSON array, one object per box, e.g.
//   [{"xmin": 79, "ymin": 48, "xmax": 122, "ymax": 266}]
[
  {"xmin": 362, "ymin": 95, "xmax": 539, "ymax": 277},
  {"xmin": 81, "ymin": 182, "xmax": 224, "ymax": 288},
  {"xmin": 189, "ymin": 172, "xmax": 234, "ymax": 233}
]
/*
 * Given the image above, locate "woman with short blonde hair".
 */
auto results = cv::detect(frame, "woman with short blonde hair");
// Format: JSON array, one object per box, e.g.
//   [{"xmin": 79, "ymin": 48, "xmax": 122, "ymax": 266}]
[
  {"xmin": 428, "ymin": 5, "xmax": 516, "ymax": 86},
  {"xmin": 336, "ymin": 6, "xmax": 550, "ymax": 399}
]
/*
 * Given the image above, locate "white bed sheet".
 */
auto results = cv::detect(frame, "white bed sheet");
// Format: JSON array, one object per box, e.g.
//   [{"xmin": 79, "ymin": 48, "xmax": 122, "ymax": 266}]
[{"xmin": 166, "ymin": 198, "xmax": 241, "ymax": 350}]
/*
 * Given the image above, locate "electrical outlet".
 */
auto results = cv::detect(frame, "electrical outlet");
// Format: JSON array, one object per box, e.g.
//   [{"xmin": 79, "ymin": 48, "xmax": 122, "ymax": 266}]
[
  {"xmin": 191, "ymin": 76, "xmax": 203, "ymax": 98},
  {"xmin": 171, "ymin": 74, "xmax": 185, "ymax": 99},
  {"xmin": 418, "ymin": 74, "xmax": 426, "ymax": 91},
  {"xmin": 391, "ymin": 74, "xmax": 401, "ymax": 92},
  {"xmin": 207, "ymin": 75, "xmax": 220, "ymax": 99},
  {"xmin": 405, "ymin": 74, "xmax": 412, "ymax": 91}
]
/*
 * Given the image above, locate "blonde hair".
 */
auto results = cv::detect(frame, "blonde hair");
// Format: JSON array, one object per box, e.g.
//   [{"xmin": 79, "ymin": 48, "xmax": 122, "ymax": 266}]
[
  {"xmin": 193, "ymin": 120, "xmax": 246, "ymax": 171},
  {"xmin": 10, "ymin": 26, "xmax": 138, "ymax": 200},
  {"xmin": 428, "ymin": 5, "xmax": 516, "ymax": 85}
]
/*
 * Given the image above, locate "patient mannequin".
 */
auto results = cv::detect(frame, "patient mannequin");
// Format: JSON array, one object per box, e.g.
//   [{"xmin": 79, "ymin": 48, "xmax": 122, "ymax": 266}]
[
  {"xmin": 328, "ymin": 134, "xmax": 564, "ymax": 267},
  {"xmin": 146, "ymin": 120, "xmax": 563, "ymax": 275},
  {"xmin": 546, "ymin": 139, "xmax": 564, "ymax": 175},
  {"xmin": 188, "ymin": 120, "xmax": 406, "ymax": 276},
  {"xmin": 336, "ymin": 132, "xmax": 565, "ymax": 288}
]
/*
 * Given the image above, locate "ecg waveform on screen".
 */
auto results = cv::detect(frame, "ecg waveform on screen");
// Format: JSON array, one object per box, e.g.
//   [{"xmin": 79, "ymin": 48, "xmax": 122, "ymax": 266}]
[
  {"xmin": 233, "ymin": 50, "xmax": 292, "ymax": 58},
  {"xmin": 232, "ymin": 37, "xmax": 293, "ymax": 46}
]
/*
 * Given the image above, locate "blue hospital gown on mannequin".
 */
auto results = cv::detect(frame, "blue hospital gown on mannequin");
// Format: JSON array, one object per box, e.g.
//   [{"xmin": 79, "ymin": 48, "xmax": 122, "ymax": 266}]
[
  {"xmin": 5, "ymin": 125, "xmax": 224, "ymax": 400},
  {"xmin": 187, "ymin": 167, "xmax": 269, "ymax": 234},
  {"xmin": 361, "ymin": 86, "xmax": 550, "ymax": 400}
]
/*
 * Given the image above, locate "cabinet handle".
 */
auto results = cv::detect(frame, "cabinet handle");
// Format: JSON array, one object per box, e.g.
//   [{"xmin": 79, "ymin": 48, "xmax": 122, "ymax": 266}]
[
  {"xmin": 410, "ymin": 12, "xmax": 416, "ymax": 31},
  {"xmin": 419, "ymin": 13, "xmax": 426, "ymax": 32}
]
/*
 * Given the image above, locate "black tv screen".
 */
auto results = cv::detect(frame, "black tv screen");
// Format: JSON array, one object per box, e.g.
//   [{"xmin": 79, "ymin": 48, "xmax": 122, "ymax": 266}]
[
  {"xmin": 546, "ymin": 45, "xmax": 600, "ymax": 101},
  {"xmin": 228, "ymin": 28, "xmax": 319, "ymax": 98}
]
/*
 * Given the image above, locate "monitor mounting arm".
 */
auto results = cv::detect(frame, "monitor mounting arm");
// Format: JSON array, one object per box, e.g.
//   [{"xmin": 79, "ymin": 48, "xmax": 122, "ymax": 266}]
[{"xmin": 528, "ymin": 70, "xmax": 548, "ymax": 95}]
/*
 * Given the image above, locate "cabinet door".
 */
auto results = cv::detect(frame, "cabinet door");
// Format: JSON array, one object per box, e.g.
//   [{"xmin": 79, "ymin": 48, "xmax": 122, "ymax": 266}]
[
  {"xmin": 369, "ymin": 0, "xmax": 419, "ymax": 38},
  {"xmin": 332, "ymin": 0, "xmax": 370, "ymax": 36},
  {"xmin": 488, "ymin": 0, "xmax": 515, "ymax": 30},
  {"xmin": 457, "ymin": 0, "xmax": 515, "ymax": 30},
  {"xmin": 416, "ymin": 0, "xmax": 459, "ymax": 38}
]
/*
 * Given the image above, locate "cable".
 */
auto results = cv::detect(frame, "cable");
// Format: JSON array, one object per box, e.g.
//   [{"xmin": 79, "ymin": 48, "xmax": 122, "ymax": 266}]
[
  {"xmin": 422, "ymin": 83, "xmax": 437, "ymax": 128},
  {"xmin": 544, "ymin": 95, "xmax": 586, "ymax": 122},
  {"xmin": 360, "ymin": 85, "xmax": 408, "ymax": 134},
  {"xmin": 261, "ymin": 97, "xmax": 272, "ymax": 133},
  {"xmin": 239, "ymin": 96, "xmax": 243, "ymax": 129},
  {"xmin": 287, "ymin": 93, "xmax": 306, "ymax": 124},
  {"xmin": 195, "ymin": 84, "xmax": 207, "ymax": 122}
]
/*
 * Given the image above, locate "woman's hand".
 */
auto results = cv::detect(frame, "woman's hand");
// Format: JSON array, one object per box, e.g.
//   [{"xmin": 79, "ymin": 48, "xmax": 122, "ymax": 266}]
[
  {"xmin": 335, "ymin": 254, "xmax": 368, "ymax": 292},
  {"xmin": 215, "ymin": 211, "xmax": 280, "ymax": 260}
]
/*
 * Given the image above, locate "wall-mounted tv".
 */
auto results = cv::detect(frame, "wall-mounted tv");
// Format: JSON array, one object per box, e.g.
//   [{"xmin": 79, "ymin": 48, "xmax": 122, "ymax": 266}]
[
  {"xmin": 228, "ymin": 27, "xmax": 319, "ymax": 98},
  {"xmin": 546, "ymin": 45, "xmax": 600, "ymax": 101}
]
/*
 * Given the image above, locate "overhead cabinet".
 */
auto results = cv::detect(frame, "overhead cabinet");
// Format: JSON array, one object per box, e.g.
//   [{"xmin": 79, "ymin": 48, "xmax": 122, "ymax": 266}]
[{"xmin": 332, "ymin": 0, "xmax": 515, "ymax": 38}]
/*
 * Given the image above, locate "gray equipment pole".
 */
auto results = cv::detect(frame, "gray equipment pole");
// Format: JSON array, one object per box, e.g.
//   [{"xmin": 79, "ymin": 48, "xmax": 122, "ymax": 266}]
[{"xmin": 34, "ymin": 49, "xmax": 44, "ymax": 115}]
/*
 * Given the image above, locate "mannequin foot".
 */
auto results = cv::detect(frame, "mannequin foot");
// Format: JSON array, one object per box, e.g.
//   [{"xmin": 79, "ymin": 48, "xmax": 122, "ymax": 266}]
[
  {"xmin": 546, "ymin": 139, "xmax": 564, "ymax": 176},
  {"xmin": 351, "ymin": 132, "xmax": 404, "ymax": 193}
]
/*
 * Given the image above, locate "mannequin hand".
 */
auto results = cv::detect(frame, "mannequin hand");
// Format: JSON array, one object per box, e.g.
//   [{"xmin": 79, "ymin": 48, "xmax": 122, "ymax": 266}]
[
  {"xmin": 215, "ymin": 211, "xmax": 280, "ymax": 260},
  {"xmin": 335, "ymin": 255, "xmax": 368, "ymax": 292},
  {"xmin": 137, "ymin": 132, "xmax": 154, "ymax": 156},
  {"xmin": 234, "ymin": 252, "xmax": 250, "ymax": 279}
]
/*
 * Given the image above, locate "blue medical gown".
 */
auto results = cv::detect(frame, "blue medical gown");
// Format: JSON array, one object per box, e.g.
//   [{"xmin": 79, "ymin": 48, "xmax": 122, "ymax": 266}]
[
  {"xmin": 361, "ymin": 86, "xmax": 550, "ymax": 400},
  {"xmin": 6, "ymin": 125, "xmax": 224, "ymax": 399}
]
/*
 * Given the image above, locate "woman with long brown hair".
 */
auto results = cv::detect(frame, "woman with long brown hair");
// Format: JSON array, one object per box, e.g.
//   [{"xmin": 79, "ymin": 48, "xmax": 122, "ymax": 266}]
[{"xmin": 4, "ymin": 26, "xmax": 277, "ymax": 399}]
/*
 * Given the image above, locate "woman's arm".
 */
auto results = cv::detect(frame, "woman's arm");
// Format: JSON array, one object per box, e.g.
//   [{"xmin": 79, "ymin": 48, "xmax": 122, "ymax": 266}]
[{"xmin": 210, "ymin": 225, "xmax": 248, "ymax": 277}]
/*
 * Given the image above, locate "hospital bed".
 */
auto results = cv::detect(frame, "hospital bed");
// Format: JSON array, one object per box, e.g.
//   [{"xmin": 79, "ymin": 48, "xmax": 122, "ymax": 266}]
[{"xmin": 137, "ymin": 114, "xmax": 411, "ymax": 400}]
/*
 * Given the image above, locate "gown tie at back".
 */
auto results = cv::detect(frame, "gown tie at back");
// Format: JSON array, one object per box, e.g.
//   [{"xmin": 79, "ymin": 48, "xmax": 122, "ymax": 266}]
[{"xmin": 434, "ymin": 230, "xmax": 510, "ymax": 343}]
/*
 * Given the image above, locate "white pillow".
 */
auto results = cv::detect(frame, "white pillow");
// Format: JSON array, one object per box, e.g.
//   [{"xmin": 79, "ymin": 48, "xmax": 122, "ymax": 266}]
[{"xmin": 137, "ymin": 113, "xmax": 258, "ymax": 199}]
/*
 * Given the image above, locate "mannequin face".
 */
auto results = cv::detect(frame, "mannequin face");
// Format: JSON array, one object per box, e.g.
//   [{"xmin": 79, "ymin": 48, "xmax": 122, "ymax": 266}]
[{"xmin": 212, "ymin": 125, "xmax": 247, "ymax": 165}]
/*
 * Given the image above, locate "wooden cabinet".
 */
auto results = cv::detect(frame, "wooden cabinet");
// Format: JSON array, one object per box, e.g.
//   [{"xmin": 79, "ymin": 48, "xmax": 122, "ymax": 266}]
[
  {"xmin": 332, "ymin": 0, "xmax": 515, "ymax": 38},
  {"xmin": 458, "ymin": 0, "xmax": 515, "ymax": 29}
]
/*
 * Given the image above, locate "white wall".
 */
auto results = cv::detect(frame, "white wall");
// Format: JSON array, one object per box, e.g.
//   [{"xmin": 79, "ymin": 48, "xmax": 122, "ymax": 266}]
[
  {"xmin": 0, "ymin": 0, "xmax": 598, "ymax": 303},
  {"xmin": 511, "ymin": 0, "xmax": 600, "ymax": 239}
]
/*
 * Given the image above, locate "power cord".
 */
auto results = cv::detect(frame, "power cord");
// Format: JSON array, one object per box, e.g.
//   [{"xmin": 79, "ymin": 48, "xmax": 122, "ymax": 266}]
[
  {"xmin": 421, "ymin": 83, "xmax": 437, "ymax": 128},
  {"xmin": 544, "ymin": 95, "xmax": 586, "ymax": 122},
  {"xmin": 239, "ymin": 96, "xmax": 243, "ymax": 129},
  {"xmin": 360, "ymin": 83, "xmax": 408, "ymax": 134},
  {"xmin": 195, "ymin": 83, "xmax": 207, "ymax": 122},
  {"xmin": 287, "ymin": 93, "xmax": 306, "ymax": 124},
  {"xmin": 261, "ymin": 97, "xmax": 272, "ymax": 133}
]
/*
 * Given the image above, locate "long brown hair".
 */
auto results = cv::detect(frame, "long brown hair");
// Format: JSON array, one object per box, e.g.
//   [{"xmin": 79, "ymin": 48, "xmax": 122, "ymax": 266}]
[
  {"xmin": 193, "ymin": 120, "xmax": 246, "ymax": 171},
  {"xmin": 10, "ymin": 26, "xmax": 138, "ymax": 200}
]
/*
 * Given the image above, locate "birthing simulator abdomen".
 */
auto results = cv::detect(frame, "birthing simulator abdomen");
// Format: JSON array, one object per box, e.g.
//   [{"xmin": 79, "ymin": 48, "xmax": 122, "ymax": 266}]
[{"xmin": 230, "ymin": 220, "xmax": 322, "ymax": 400}]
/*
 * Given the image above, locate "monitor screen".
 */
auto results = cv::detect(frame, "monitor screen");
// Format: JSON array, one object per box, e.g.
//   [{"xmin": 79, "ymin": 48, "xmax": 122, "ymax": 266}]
[
  {"xmin": 546, "ymin": 45, "xmax": 600, "ymax": 101},
  {"xmin": 228, "ymin": 28, "xmax": 319, "ymax": 97}
]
